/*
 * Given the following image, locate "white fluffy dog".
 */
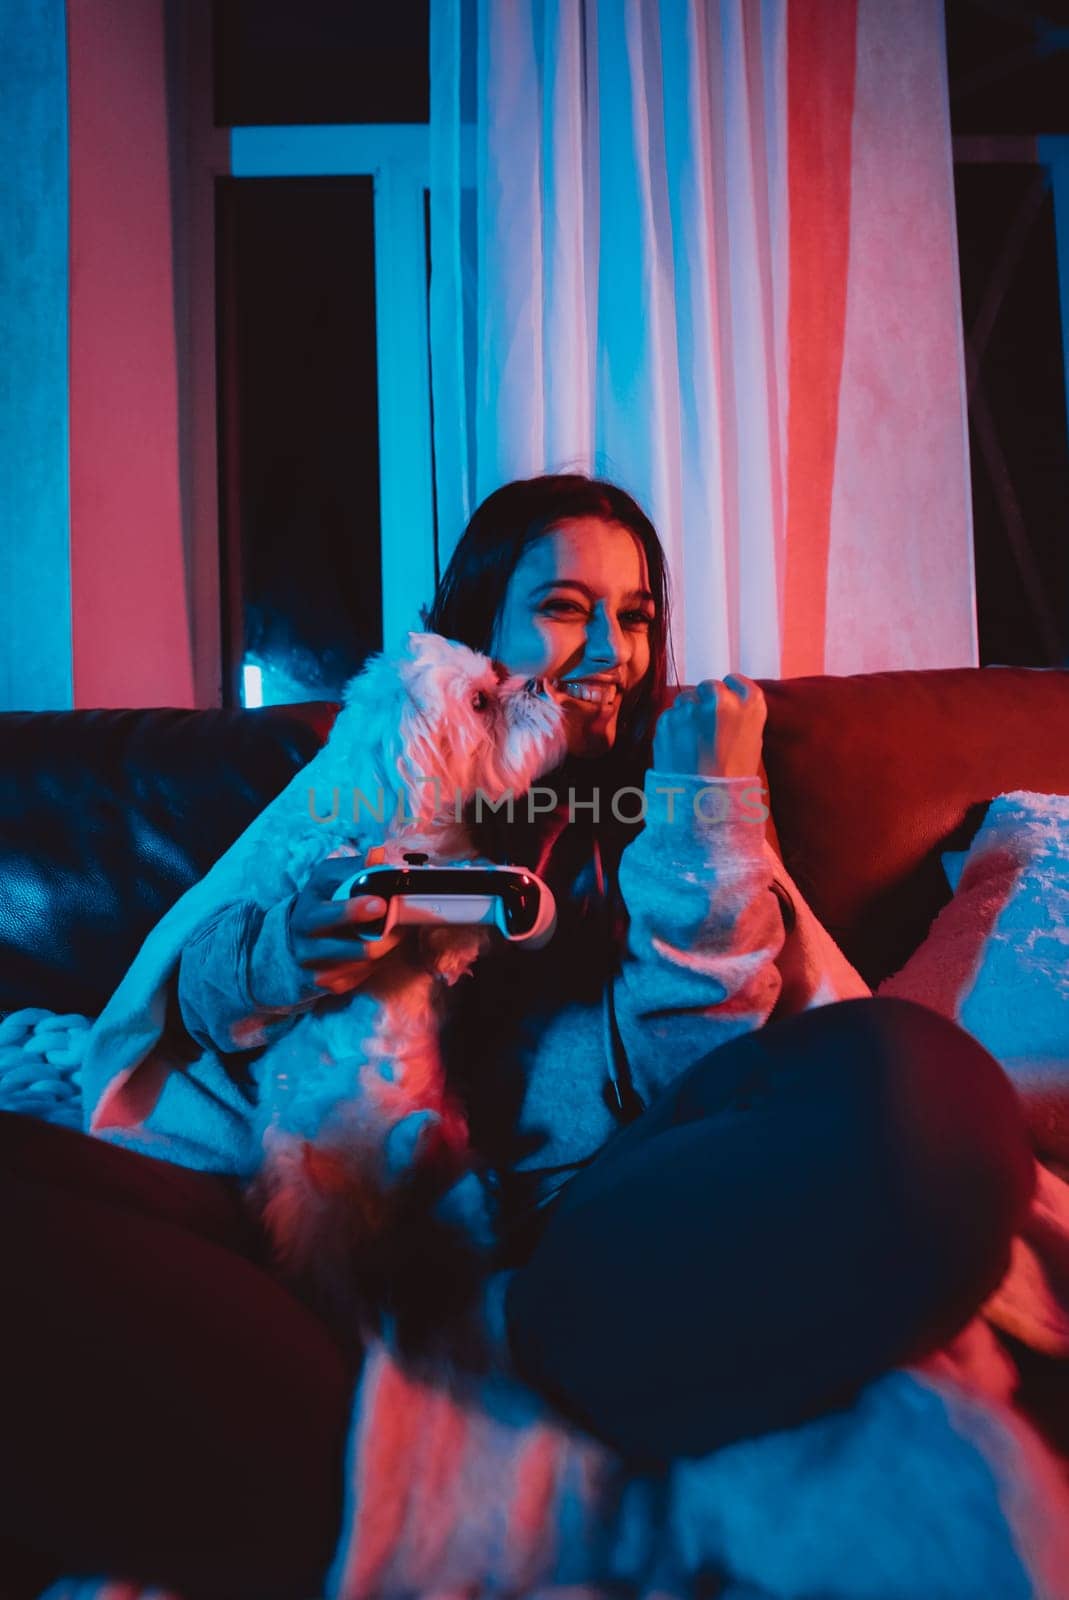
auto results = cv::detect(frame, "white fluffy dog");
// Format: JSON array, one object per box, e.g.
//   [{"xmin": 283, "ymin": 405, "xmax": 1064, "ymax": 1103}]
[{"xmin": 250, "ymin": 632, "xmax": 566, "ymax": 1345}]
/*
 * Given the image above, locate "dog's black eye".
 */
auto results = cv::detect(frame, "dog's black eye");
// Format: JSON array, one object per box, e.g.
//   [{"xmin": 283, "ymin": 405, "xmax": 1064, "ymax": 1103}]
[{"xmin": 472, "ymin": 690, "xmax": 489, "ymax": 711}]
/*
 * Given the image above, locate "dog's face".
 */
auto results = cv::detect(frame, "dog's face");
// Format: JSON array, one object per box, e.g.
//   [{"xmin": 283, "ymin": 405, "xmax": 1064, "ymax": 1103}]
[{"xmin": 350, "ymin": 633, "xmax": 566, "ymax": 813}]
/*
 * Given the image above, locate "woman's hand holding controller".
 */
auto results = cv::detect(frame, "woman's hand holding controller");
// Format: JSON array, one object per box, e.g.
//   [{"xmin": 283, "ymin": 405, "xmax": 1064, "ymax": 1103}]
[
  {"xmin": 653, "ymin": 674, "xmax": 767, "ymax": 780},
  {"xmin": 287, "ymin": 854, "xmax": 407, "ymax": 995}
]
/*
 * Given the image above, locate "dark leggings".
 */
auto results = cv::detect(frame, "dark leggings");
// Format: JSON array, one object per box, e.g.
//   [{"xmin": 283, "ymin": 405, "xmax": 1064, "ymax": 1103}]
[
  {"xmin": 505, "ymin": 997, "xmax": 1036, "ymax": 1462},
  {"xmin": 0, "ymin": 998, "xmax": 1035, "ymax": 1594}
]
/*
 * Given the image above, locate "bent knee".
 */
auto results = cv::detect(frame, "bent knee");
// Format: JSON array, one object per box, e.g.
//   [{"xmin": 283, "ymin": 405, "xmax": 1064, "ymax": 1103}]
[
  {"xmin": 766, "ymin": 997, "xmax": 1035, "ymax": 1240},
  {"xmin": 849, "ymin": 997, "xmax": 1035, "ymax": 1243}
]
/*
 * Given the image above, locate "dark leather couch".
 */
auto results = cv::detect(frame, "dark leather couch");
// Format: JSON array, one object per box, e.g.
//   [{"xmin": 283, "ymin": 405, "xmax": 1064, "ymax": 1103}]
[
  {"xmin": 2, "ymin": 664, "xmax": 1068, "ymax": 1454},
  {"xmin": 4, "ymin": 666, "xmax": 1066, "ymax": 1017}
]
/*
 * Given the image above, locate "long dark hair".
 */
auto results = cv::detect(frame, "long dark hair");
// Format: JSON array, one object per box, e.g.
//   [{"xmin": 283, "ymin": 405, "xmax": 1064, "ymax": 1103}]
[{"xmin": 426, "ymin": 473, "xmax": 674, "ymax": 798}]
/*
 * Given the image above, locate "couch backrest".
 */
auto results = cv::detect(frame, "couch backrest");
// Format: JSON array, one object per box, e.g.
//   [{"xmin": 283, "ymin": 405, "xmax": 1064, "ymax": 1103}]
[
  {"xmin": 0, "ymin": 703, "xmax": 336, "ymax": 1016},
  {"xmin": 754, "ymin": 666, "xmax": 1069, "ymax": 988}
]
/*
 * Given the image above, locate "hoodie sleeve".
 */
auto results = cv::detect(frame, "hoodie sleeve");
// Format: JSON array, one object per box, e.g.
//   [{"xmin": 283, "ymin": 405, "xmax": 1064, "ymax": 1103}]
[
  {"xmin": 612, "ymin": 770, "xmax": 786, "ymax": 1106},
  {"xmin": 176, "ymin": 895, "xmax": 324, "ymax": 1056}
]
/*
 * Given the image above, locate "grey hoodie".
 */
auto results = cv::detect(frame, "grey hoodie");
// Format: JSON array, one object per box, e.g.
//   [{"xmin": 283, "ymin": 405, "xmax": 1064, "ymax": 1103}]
[{"xmin": 173, "ymin": 771, "xmax": 870, "ymax": 1213}]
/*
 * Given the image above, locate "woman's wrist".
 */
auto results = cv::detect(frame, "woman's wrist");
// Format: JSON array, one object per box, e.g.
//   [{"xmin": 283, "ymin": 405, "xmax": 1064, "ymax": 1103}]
[
  {"xmin": 641, "ymin": 769, "xmax": 769, "ymax": 837},
  {"xmin": 248, "ymin": 895, "xmax": 327, "ymax": 1010}
]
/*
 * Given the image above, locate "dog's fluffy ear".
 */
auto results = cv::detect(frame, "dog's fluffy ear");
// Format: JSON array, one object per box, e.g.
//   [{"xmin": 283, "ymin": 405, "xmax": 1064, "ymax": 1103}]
[
  {"xmin": 384, "ymin": 633, "xmax": 500, "ymax": 816},
  {"xmin": 330, "ymin": 649, "xmax": 413, "ymax": 813},
  {"xmin": 332, "ymin": 631, "xmax": 554, "ymax": 829}
]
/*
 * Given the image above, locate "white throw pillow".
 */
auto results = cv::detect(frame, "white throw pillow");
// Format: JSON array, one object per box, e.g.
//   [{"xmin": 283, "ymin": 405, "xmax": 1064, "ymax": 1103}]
[{"xmin": 879, "ymin": 791, "xmax": 1069, "ymax": 1166}]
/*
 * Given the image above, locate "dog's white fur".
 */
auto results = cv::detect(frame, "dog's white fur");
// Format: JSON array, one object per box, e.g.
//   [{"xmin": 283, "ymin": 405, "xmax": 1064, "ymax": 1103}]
[{"xmin": 250, "ymin": 633, "xmax": 566, "ymax": 1335}]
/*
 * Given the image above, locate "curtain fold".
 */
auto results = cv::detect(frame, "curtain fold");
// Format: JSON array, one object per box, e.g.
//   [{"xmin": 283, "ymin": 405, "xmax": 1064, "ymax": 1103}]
[{"xmin": 429, "ymin": 0, "xmax": 977, "ymax": 681}]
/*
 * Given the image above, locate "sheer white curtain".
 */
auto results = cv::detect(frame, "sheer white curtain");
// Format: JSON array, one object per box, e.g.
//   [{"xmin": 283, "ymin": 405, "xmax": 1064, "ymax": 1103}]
[{"xmin": 429, "ymin": 0, "xmax": 976, "ymax": 682}]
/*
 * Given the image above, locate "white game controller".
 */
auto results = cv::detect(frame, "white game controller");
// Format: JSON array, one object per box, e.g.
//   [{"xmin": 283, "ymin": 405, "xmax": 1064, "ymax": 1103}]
[{"xmin": 331, "ymin": 853, "xmax": 558, "ymax": 950}]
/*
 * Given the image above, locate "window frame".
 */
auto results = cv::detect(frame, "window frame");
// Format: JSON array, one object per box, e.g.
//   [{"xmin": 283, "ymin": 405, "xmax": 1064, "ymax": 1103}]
[{"xmin": 230, "ymin": 124, "xmax": 436, "ymax": 658}]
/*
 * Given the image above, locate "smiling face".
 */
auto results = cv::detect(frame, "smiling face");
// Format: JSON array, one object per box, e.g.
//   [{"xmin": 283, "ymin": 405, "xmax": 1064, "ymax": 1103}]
[{"xmin": 489, "ymin": 518, "xmax": 655, "ymax": 758}]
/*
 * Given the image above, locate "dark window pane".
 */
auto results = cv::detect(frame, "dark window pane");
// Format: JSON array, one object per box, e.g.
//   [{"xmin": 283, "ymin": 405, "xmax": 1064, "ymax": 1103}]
[
  {"xmin": 216, "ymin": 176, "xmax": 383, "ymax": 705},
  {"xmin": 954, "ymin": 162, "xmax": 1069, "ymax": 666},
  {"xmin": 213, "ymin": 0, "xmax": 429, "ymax": 127},
  {"xmin": 945, "ymin": 0, "xmax": 1069, "ymax": 138}
]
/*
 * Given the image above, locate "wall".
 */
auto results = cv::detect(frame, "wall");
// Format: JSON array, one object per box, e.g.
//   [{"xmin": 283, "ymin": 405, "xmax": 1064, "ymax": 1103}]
[
  {"xmin": 0, "ymin": 0, "xmax": 72, "ymax": 711},
  {"xmin": 67, "ymin": 0, "xmax": 196, "ymax": 706}
]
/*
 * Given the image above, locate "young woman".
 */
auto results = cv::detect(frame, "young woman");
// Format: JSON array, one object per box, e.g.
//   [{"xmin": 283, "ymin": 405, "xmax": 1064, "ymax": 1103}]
[{"xmin": 0, "ymin": 474, "xmax": 1034, "ymax": 1596}]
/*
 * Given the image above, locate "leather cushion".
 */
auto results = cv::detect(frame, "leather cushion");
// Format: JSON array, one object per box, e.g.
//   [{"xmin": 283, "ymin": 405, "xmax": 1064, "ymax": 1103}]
[
  {"xmin": 753, "ymin": 667, "xmax": 1069, "ymax": 988},
  {"xmin": 0, "ymin": 703, "xmax": 336, "ymax": 1016}
]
